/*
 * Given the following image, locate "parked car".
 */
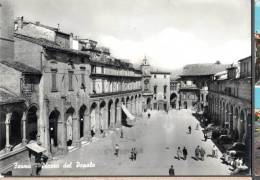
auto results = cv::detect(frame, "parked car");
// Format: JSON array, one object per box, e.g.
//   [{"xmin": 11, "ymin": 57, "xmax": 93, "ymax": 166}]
[
  {"xmin": 228, "ymin": 142, "xmax": 246, "ymax": 152},
  {"xmin": 204, "ymin": 124, "xmax": 217, "ymax": 132},
  {"xmin": 217, "ymin": 135, "xmax": 233, "ymax": 144}
]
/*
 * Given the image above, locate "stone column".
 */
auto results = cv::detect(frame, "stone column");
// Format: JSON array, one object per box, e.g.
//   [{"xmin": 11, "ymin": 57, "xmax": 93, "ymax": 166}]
[
  {"xmin": 84, "ymin": 114, "xmax": 91, "ymax": 141},
  {"xmin": 5, "ymin": 113, "xmax": 12, "ymax": 152},
  {"xmin": 103, "ymin": 107, "xmax": 108, "ymax": 130},
  {"xmin": 134, "ymin": 100, "xmax": 137, "ymax": 115},
  {"xmin": 35, "ymin": 110, "xmax": 42, "ymax": 145},
  {"xmin": 110, "ymin": 106, "xmax": 115, "ymax": 128},
  {"xmin": 117, "ymin": 104, "xmax": 122, "ymax": 126},
  {"xmin": 22, "ymin": 112, "xmax": 27, "ymax": 145},
  {"xmin": 44, "ymin": 98, "xmax": 52, "ymax": 157},
  {"xmin": 72, "ymin": 116, "xmax": 80, "ymax": 147},
  {"xmin": 60, "ymin": 97, "xmax": 68, "ymax": 155},
  {"xmin": 95, "ymin": 105, "xmax": 100, "ymax": 134}
]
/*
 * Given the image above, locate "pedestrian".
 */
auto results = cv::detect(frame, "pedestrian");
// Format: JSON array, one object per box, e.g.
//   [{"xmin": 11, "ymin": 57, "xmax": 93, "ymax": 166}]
[
  {"xmin": 204, "ymin": 133, "xmax": 207, "ymax": 141},
  {"xmin": 130, "ymin": 148, "xmax": 134, "ymax": 161},
  {"xmin": 120, "ymin": 128, "xmax": 124, "ymax": 138},
  {"xmin": 200, "ymin": 147, "xmax": 206, "ymax": 161},
  {"xmin": 169, "ymin": 165, "xmax": 175, "ymax": 176},
  {"xmin": 212, "ymin": 145, "xmax": 218, "ymax": 158},
  {"xmin": 177, "ymin": 147, "xmax": 182, "ymax": 160},
  {"xmin": 133, "ymin": 148, "xmax": 137, "ymax": 160},
  {"xmin": 195, "ymin": 146, "xmax": 200, "ymax": 160},
  {"xmin": 148, "ymin": 113, "xmax": 151, "ymax": 119},
  {"xmin": 115, "ymin": 144, "xmax": 119, "ymax": 157},
  {"xmin": 188, "ymin": 126, "xmax": 191, "ymax": 134},
  {"xmin": 196, "ymin": 123, "xmax": 199, "ymax": 130},
  {"xmin": 183, "ymin": 147, "xmax": 188, "ymax": 160}
]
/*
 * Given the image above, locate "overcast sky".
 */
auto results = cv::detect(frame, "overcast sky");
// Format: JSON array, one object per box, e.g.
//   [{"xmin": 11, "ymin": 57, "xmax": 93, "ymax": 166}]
[{"xmin": 14, "ymin": 0, "xmax": 250, "ymax": 70}]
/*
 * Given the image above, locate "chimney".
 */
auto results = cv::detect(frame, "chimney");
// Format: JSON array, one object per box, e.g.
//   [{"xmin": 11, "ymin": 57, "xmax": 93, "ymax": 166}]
[
  {"xmin": 18, "ymin": 16, "xmax": 24, "ymax": 29},
  {"xmin": 35, "ymin": 21, "xmax": 40, "ymax": 26},
  {"xmin": 57, "ymin": 23, "xmax": 60, "ymax": 31}
]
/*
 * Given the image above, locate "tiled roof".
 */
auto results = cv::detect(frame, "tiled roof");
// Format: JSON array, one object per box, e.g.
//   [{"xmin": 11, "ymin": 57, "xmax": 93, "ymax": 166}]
[
  {"xmin": 14, "ymin": 33, "xmax": 90, "ymax": 57},
  {"xmin": 0, "ymin": 87, "xmax": 25, "ymax": 105},
  {"xmin": 14, "ymin": 33, "xmax": 142, "ymax": 71},
  {"xmin": 181, "ymin": 63, "xmax": 229, "ymax": 76},
  {"xmin": 0, "ymin": 60, "xmax": 41, "ymax": 74},
  {"xmin": 14, "ymin": 33, "xmax": 60, "ymax": 48}
]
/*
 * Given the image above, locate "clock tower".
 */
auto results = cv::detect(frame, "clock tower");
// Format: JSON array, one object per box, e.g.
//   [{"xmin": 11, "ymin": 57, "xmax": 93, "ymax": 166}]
[
  {"xmin": 141, "ymin": 56, "xmax": 151, "ymax": 92},
  {"xmin": 141, "ymin": 56, "xmax": 151, "ymax": 76}
]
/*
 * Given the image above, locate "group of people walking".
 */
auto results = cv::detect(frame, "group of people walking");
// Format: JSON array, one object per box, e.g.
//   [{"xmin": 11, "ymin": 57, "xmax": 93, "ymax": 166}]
[
  {"xmin": 130, "ymin": 148, "xmax": 137, "ymax": 161},
  {"xmin": 195, "ymin": 146, "xmax": 206, "ymax": 161},
  {"xmin": 176, "ymin": 147, "xmax": 188, "ymax": 160},
  {"xmin": 114, "ymin": 144, "xmax": 138, "ymax": 161}
]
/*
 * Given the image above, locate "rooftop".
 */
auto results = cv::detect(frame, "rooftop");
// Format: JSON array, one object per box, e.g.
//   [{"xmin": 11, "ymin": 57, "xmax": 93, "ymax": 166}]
[
  {"xmin": 14, "ymin": 33, "xmax": 141, "ymax": 72},
  {"xmin": 181, "ymin": 63, "xmax": 229, "ymax": 76},
  {"xmin": 14, "ymin": 33, "xmax": 91, "ymax": 58},
  {"xmin": 0, "ymin": 87, "xmax": 25, "ymax": 105},
  {"xmin": 0, "ymin": 60, "xmax": 41, "ymax": 75}
]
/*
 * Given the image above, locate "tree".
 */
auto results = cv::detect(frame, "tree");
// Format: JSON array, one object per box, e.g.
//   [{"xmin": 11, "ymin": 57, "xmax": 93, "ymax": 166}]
[{"xmin": 215, "ymin": 60, "xmax": 221, "ymax": 64}]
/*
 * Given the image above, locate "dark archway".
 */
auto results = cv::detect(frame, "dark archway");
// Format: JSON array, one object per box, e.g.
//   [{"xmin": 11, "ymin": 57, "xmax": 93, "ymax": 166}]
[
  {"xmin": 147, "ymin": 97, "xmax": 151, "ymax": 109},
  {"xmin": 10, "ymin": 111, "xmax": 23, "ymax": 147},
  {"xmin": 100, "ymin": 101, "xmax": 106, "ymax": 131},
  {"xmin": 79, "ymin": 105, "xmax": 87, "ymax": 138},
  {"xmin": 108, "ymin": 100, "xmax": 113, "ymax": 128},
  {"xmin": 184, "ymin": 101, "xmax": 187, "ymax": 109},
  {"xmin": 170, "ymin": 93, "xmax": 177, "ymax": 109},
  {"xmin": 26, "ymin": 106, "xmax": 38, "ymax": 141},
  {"xmin": 49, "ymin": 109, "xmax": 60, "ymax": 151}
]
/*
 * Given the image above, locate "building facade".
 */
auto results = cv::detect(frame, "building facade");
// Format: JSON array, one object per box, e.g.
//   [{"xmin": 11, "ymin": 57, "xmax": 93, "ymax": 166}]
[
  {"xmin": 140, "ymin": 57, "xmax": 170, "ymax": 111},
  {"xmin": 178, "ymin": 63, "xmax": 227, "ymax": 111},
  {"xmin": 0, "ymin": 17, "xmax": 143, "ymax": 169},
  {"xmin": 0, "ymin": 0, "xmax": 14, "ymax": 61},
  {"xmin": 208, "ymin": 57, "xmax": 251, "ymax": 143},
  {"xmin": 170, "ymin": 78, "xmax": 180, "ymax": 109}
]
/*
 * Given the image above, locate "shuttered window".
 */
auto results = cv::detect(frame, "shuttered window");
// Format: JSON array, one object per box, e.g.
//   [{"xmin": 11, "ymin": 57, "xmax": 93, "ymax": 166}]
[
  {"xmin": 68, "ymin": 71, "xmax": 73, "ymax": 91},
  {"xmin": 51, "ymin": 69, "xmax": 57, "ymax": 92}
]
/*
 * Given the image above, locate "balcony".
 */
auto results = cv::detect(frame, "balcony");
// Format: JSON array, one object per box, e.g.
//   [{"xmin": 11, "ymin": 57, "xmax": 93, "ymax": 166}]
[
  {"xmin": 90, "ymin": 88, "xmax": 142, "ymax": 98},
  {"xmin": 90, "ymin": 72, "xmax": 142, "ymax": 79}
]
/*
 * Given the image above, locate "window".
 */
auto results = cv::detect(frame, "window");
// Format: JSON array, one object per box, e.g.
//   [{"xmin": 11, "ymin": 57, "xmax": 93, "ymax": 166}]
[
  {"xmin": 91, "ymin": 65, "xmax": 96, "ymax": 73},
  {"xmin": 92, "ymin": 79, "xmax": 96, "ymax": 94},
  {"xmin": 101, "ymin": 66, "xmax": 104, "ymax": 74},
  {"xmin": 68, "ymin": 71, "xmax": 73, "ymax": 91},
  {"xmin": 51, "ymin": 69, "xmax": 57, "ymax": 92},
  {"xmin": 154, "ymin": 85, "xmax": 157, "ymax": 94},
  {"xmin": 80, "ymin": 67, "xmax": 86, "ymax": 90},
  {"xmin": 164, "ymin": 74, "xmax": 166, "ymax": 78},
  {"xmin": 101, "ymin": 79, "xmax": 104, "ymax": 93},
  {"xmin": 154, "ymin": 74, "xmax": 156, "ymax": 78},
  {"xmin": 186, "ymin": 81, "xmax": 192, "ymax": 86},
  {"xmin": 164, "ymin": 85, "xmax": 167, "ymax": 93}
]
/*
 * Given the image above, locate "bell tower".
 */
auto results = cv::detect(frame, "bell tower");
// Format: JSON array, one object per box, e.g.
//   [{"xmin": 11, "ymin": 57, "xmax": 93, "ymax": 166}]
[{"xmin": 141, "ymin": 56, "xmax": 151, "ymax": 76}]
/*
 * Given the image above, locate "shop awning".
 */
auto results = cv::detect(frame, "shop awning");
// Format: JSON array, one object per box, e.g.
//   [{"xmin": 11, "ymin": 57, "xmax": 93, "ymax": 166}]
[
  {"xmin": 26, "ymin": 142, "xmax": 46, "ymax": 154},
  {"xmin": 121, "ymin": 104, "xmax": 135, "ymax": 120}
]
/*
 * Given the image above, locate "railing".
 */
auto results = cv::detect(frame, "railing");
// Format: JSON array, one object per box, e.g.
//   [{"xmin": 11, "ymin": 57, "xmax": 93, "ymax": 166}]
[
  {"xmin": 90, "ymin": 88, "xmax": 142, "ymax": 98},
  {"xmin": 90, "ymin": 72, "xmax": 142, "ymax": 78},
  {"xmin": 179, "ymin": 84, "xmax": 198, "ymax": 90}
]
